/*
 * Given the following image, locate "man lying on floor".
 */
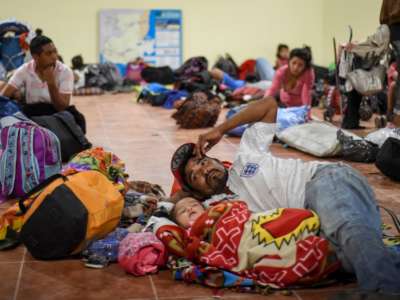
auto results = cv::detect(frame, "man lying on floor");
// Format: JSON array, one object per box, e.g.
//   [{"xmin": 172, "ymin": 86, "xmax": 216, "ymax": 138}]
[
  {"xmin": 169, "ymin": 97, "xmax": 400, "ymax": 295},
  {"xmin": 0, "ymin": 33, "xmax": 86, "ymax": 132}
]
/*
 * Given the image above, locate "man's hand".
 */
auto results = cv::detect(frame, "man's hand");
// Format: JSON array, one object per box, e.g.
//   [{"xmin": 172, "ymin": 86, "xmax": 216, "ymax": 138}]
[
  {"xmin": 195, "ymin": 128, "xmax": 224, "ymax": 157},
  {"xmin": 41, "ymin": 66, "xmax": 56, "ymax": 85}
]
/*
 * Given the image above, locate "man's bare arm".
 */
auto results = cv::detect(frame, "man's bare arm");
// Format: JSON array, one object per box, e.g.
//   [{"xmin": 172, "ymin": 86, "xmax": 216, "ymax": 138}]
[
  {"xmin": 196, "ymin": 97, "xmax": 278, "ymax": 156},
  {"xmin": 1, "ymin": 84, "xmax": 19, "ymax": 100}
]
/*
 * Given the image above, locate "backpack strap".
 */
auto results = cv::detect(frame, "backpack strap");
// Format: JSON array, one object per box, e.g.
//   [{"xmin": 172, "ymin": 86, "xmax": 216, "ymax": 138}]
[
  {"xmin": 0, "ymin": 126, "xmax": 18, "ymax": 196},
  {"xmin": 19, "ymin": 124, "xmax": 40, "ymax": 194},
  {"xmin": 18, "ymin": 173, "xmax": 67, "ymax": 214}
]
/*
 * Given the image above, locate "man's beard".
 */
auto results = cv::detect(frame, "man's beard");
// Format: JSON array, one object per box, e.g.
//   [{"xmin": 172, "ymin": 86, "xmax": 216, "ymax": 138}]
[{"xmin": 206, "ymin": 168, "xmax": 228, "ymax": 194}]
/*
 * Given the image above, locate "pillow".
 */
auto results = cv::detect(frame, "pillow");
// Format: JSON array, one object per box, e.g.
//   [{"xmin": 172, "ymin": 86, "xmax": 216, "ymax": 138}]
[{"xmin": 276, "ymin": 121, "xmax": 360, "ymax": 157}]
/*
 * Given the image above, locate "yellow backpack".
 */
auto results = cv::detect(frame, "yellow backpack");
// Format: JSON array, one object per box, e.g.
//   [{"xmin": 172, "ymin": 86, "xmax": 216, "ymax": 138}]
[{"xmin": 19, "ymin": 170, "xmax": 123, "ymax": 259}]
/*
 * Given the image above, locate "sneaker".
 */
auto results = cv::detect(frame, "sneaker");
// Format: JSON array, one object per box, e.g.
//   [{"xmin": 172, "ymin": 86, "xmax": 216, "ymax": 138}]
[{"xmin": 84, "ymin": 254, "xmax": 110, "ymax": 269}]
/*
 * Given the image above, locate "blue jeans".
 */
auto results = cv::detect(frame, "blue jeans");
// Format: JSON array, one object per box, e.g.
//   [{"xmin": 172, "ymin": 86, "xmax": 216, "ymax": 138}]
[
  {"xmin": 255, "ymin": 57, "xmax": 275, "ymax": 81},
  {"xmin": 304, "ymin": 163, "xmax": 400, "ymax": 293}
]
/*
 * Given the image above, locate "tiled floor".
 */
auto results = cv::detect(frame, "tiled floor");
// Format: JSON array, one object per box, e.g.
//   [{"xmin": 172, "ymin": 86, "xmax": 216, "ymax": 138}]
[{"xmin": 0, "ymin": 93, "xmax": 399, "ymax": 300}]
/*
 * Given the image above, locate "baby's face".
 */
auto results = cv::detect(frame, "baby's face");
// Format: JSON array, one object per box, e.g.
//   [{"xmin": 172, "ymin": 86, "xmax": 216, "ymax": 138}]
[{"xmin": 174, "ymin": 197, "xmax": 205, "ymax": 228}]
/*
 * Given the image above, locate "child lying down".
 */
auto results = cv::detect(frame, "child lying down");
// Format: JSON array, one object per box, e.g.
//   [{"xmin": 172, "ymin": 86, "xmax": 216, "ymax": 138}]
[{"xmin": 155, "ymin": 197, "xmax": 339, "ymax": 288}]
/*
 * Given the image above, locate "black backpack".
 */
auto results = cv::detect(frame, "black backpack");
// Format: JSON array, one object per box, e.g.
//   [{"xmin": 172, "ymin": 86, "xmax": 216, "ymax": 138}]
[
  {"xmin": 31, "ymin": 111, "xmax": 92, "ymax": 162},
  {"xmin": 174, "ymin": 56, "xmax": 208, "ymax": 81},
  {"xmin": 85, "ymin": 63, "xmax": 123, "ymax": 90},
  {"xmin": 213, "ymin": 54, "xmax": 239, "ymax": 78},
  {"xmin": 141, "ymin": 66, "xmax": 175, "ymax": 85},
  {"xmin": 375, "ymin": 137, "xmax": 400, "ymax": 181},
  {"xmin": 176, "ymin": 71, "xmax": 217, "ymax": 93}
]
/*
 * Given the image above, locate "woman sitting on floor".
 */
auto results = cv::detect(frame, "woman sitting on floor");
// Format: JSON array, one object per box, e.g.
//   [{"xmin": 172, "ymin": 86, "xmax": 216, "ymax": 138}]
[{"xmin": 265, "ymin": 47, "xmax": 315, "ymax": 108}]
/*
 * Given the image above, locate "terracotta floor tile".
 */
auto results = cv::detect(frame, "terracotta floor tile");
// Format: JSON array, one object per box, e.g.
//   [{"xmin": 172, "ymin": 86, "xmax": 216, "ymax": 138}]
[
  {"xmin": 0, "ymin": 245, "xmax": 25, "ymax": 263},
  {"xmin": 0, "ymin": 262, "xmax": 22, "ymax": 300},
  {"xmin": 17, "ymin": 261, "xmax": 155, "ymax": 300},
  {"xmin": 151, "ymin": 270, "xmax": 215, "ymax": 299}
]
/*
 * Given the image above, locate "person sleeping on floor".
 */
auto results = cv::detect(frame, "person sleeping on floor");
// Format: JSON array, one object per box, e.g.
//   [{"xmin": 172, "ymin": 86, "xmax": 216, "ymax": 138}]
[
  {"xmin": 168, "ymin": 95, "xmax": 400, "ymax": 295},
  {"xmin": 155, "ymin": 196, "xmax": 339, "ymax": 288}
]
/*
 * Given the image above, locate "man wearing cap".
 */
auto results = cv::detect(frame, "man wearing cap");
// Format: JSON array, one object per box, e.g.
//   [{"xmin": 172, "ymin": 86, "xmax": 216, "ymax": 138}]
[{"xmin": 170, "ymin": 97, "xmax": 400, "ymax": 295}]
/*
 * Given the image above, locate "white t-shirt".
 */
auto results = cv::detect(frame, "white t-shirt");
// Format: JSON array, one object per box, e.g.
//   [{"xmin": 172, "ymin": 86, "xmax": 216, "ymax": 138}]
[
  {"xmin": 9, "ymin": 60, "xmax": 74, "ymax": 105},
  {"xmin": 227, "ymin": 122, "xmax": 329, "ymax": 212}
]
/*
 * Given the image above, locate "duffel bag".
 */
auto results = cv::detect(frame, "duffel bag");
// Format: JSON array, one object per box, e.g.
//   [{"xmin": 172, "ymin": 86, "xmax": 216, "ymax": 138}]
[
  {"xmin": 31, "ymin": 111, "xmax": 92, "ymax": 162},
  {"xmin": 19, "ymin": 171, "xmax": 124, "ymax": 259}
]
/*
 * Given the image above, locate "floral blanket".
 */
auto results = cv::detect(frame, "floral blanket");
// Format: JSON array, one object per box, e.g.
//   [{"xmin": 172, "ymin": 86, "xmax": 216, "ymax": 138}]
[{"xmin": 62, "ymin": 147, "xmax": 127, "ymax": 191}]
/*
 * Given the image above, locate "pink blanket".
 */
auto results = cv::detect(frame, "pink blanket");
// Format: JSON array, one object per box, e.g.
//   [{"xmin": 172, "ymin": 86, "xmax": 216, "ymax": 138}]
[{"xmin": 118, "ymin": 232, "xmax": 166, "ymax": 276}]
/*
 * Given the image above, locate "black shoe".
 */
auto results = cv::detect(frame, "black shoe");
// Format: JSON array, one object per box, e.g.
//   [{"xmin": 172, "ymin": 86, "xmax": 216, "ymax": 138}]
[{"xmin": 84, "ymin": 254, "xmax": 109, "ymax": 269}]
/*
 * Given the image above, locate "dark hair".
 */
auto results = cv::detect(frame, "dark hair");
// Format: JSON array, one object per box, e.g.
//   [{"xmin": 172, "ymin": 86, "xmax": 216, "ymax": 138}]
[
  {"xmin": 35, "ymin": 28, "xmax": 43, "ymax": 36},
  {"xmin": 169, "ymin": 197, "xmax": 204, "ymax": 225},
  {"xmin": 30, "ymin": 35, "xmax": 53, "ymax": 55},
  {"xmin": 276, "ymin": 44, "xmax": 289, "ymax": 58},
  {"xmin": 71, "ymin": 55, "xmax": 85, "ymax": 70},
  {"xmin": 289, "ymin": 47, "xmax": 313, "ymax": 69},
  {"xmin": 184, "ymin": 157, "xmax": 228, "ymax": 199}
]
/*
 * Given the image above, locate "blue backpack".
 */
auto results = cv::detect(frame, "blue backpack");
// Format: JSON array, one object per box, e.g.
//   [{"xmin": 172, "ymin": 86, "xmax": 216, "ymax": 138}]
[
  {"xmin": 0, "ymin": 95, "xmax": 21, "ymax": 118},
  {"xmin": 0, "ymin": 21, "xmax": 30, "ymax": 72}
]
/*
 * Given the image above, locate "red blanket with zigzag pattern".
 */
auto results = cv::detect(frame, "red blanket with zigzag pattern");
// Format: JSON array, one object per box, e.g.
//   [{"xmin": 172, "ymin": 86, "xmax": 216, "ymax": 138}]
[{"xmin": 156, "ymin": 201, "xmax": 339, "ymax": 288}]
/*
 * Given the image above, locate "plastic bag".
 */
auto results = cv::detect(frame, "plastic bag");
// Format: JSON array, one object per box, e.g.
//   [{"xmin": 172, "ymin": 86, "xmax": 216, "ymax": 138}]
[
  {"xmin": 365, "ymin": 127, "xmax": 400, "ymax": 148},
  {"xmin": 337, "ymin": 130, "xmax": 379, "ymax": 163},
  {"xmin": 276, "ymin": 105, "xmax": 309, "ymax": 131},
  {"xmin": 226, "ymin": 105, "xmax": 309, "ymax": 137},
  {"xmin": 346, "ymin": 65, "xmax": 386, "ymax": 96}
]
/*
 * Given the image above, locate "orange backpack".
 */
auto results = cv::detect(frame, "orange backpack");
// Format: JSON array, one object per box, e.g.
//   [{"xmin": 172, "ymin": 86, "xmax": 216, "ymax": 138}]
[{"xmin": 19, "ymin": 171, "xmax": 124, "ymax": 259}]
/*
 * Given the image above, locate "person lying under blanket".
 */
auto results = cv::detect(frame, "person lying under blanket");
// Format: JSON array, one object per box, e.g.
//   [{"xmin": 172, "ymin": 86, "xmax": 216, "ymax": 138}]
[{"xmin": 155, "ymin": 196, "xmax": 339, "ymax": 288}]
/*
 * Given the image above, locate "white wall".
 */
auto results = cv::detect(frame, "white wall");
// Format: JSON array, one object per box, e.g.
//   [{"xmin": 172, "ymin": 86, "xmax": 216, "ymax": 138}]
[
  {"xmin": 0, "ymin": 0, "xmax": 382, "ymax": 67},
  {"xmin": 322, "ymin": 0, "xmax": 382, "ymax": 65}
]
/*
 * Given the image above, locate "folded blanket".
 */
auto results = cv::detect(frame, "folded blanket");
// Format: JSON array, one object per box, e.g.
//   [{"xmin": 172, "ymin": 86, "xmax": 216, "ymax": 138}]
[
  {"xmin": 118, "ymin": 232, "xmax": 166, "ymax": 276},
  {"xmin": 62, "ymin": 147, "xmax": 127, "ymax": 191},
  {"xmin": 83, "ymin": 228, "xmax": 129, "ymax": 268}
]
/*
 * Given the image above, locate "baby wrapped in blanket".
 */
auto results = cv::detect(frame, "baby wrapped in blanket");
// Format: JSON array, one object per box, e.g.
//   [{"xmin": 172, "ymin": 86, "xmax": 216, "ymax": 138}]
[{"xmin": 156, "ymin": 197, "xmax": 339, "ymax": 288}]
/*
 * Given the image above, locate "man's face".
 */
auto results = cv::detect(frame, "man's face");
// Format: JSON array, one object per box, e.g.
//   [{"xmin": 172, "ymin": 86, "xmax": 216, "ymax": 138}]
[
  {"xmin": 184, "ymin": 156, "xmax": 228, "ymax": 197},
  {"xmin": 33, "ymin": 43, "xmax": 58, "ymax": 69},
  {"xmin": 173, "ymin": 197, "xmax": 205, "ymax": 228}
]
